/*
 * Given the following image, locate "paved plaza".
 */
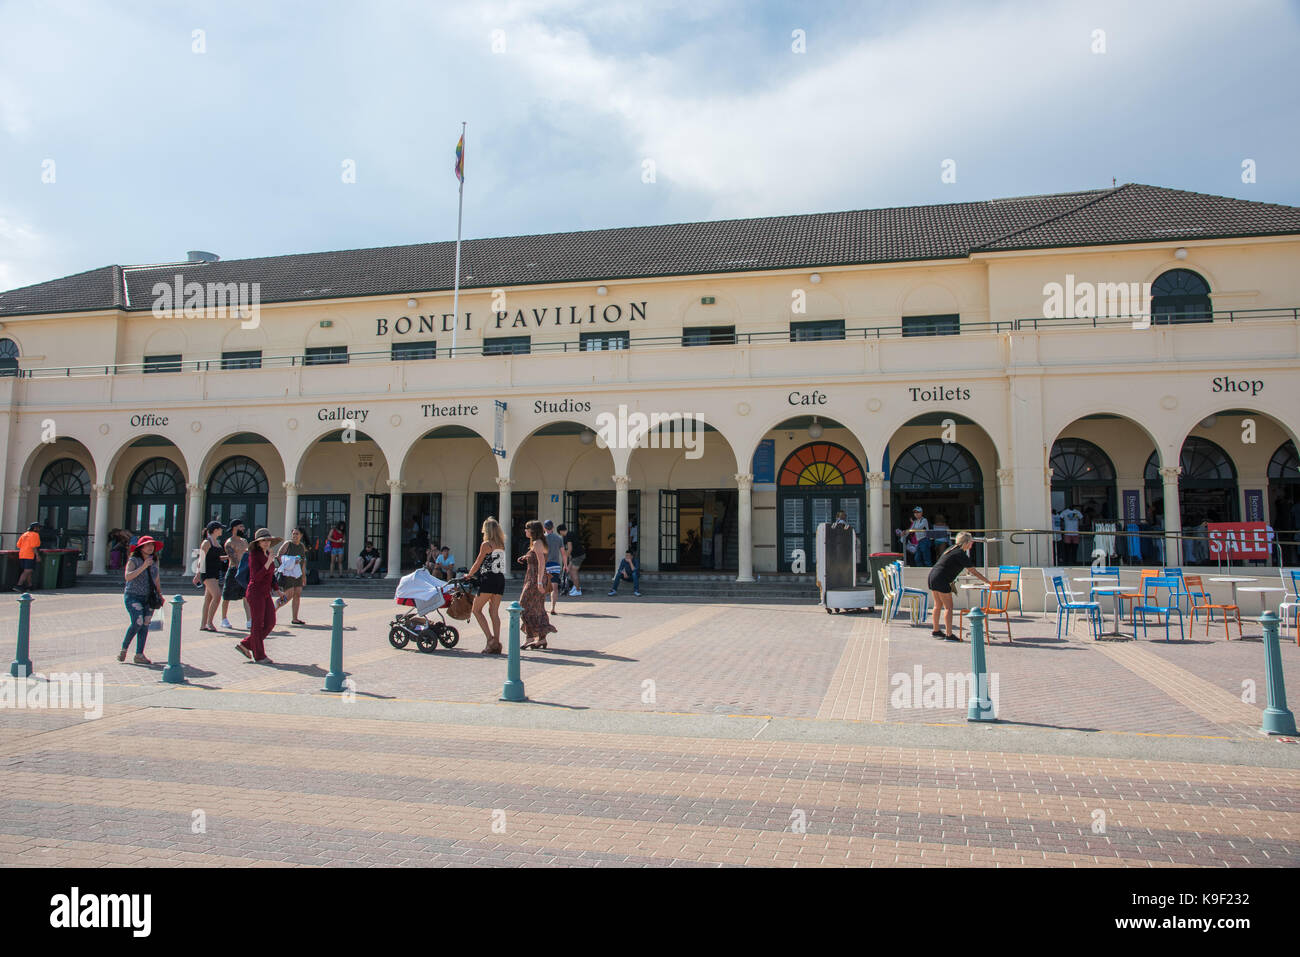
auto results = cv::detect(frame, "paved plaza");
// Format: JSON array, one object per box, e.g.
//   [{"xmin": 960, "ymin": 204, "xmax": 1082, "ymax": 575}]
[{"xmin": 0, "ymin": 587, "xmax": 1298, "ymax": 866}]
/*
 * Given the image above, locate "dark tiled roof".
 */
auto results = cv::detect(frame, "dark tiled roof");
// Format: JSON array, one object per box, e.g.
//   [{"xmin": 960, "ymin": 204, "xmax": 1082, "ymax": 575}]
[{"xmin": 2, "ymin": 184, "xmax": 1298, "ymax": 318}]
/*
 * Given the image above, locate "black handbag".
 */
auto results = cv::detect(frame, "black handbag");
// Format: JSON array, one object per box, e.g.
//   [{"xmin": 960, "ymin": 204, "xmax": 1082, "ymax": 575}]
[{"xmin": 147, "ymin": 576, "xmax": 164, "ymax": 610}]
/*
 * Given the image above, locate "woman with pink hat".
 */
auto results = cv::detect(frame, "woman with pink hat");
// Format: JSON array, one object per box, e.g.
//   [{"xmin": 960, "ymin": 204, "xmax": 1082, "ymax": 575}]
[{"xmin": 119, "ymin": 535, "xmax": 164, "ymax": 664}]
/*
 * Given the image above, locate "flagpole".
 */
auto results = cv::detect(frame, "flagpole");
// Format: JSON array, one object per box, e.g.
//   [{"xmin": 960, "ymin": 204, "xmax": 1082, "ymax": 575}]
[{"xmin": 451, "ymin": 121, "xmax": 465, "ymax": 358}]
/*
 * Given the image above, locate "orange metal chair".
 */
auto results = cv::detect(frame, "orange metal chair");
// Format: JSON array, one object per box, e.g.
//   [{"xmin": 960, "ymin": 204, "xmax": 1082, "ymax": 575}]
[
  {"xmin": 956, "ymin": 581, "xmax": 1013, "ymax": 643},
  {"xmin": 1185, "ymin": 574, "xmax": 1242, "ymax": 640},
  {"xmin": 1117, "ymin": 569, "xmax": 1160, "ymax": 624}
]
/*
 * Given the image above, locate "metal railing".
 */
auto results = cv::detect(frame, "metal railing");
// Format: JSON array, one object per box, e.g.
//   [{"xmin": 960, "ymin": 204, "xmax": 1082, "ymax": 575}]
[{"xmin": 12, "ymin": 307, "xmax": 1298, "ymax": 379}]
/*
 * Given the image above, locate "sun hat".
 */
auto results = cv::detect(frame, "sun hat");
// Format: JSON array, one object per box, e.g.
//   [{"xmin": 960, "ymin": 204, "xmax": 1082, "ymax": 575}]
[
  {"xmin": 251, "ymin": 528, "xmax": 283, "ymax": 545},
  {"xmin": 131, "ymin": 535, "xmax": 163, "ymax": 554}
]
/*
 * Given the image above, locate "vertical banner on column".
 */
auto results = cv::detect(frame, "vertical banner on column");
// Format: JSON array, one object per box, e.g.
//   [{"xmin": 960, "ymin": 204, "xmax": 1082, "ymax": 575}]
[
  {"xmin": 1244, "ymin": 489, "xmax": 1264, "ymax": 523},
  {"xmin": 1123, "ymin": 490, "xmax": 1141, "ymax": 523},
  {"xmin": 493, "ymin": 400, "xmax": 507, "ymax": 458},
  {"xmin": 753, "ymin": 439, "xmax": 776, "ymax": 491}
]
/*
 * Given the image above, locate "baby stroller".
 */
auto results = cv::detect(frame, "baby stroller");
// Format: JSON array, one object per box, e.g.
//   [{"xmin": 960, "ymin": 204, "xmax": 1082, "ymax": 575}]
[{"xmin": 389, "ymin": 567, "xmax": 474, "ymax": 653}]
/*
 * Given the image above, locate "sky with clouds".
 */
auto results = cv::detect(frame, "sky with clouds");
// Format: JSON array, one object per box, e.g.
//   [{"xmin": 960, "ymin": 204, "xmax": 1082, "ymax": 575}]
[{"xmin": 1, "ymin": 0, "xmax": 1297, "ymax": 292}]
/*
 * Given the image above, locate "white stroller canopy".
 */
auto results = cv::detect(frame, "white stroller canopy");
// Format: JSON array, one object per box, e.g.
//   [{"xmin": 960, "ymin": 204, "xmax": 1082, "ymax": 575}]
[{"xmin": 395, "ymin": 567, "xmax": 458, "ymax": 615}]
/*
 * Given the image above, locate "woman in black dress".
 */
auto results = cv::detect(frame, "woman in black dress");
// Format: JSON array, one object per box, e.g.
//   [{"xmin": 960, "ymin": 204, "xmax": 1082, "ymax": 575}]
[
  {"xmin": 927, "ymin": 531, "xmax": 992, "ymax": 640},
  {"xmin": 467, "ymin": 517, "xmax": 507, "ymax": 654},
  {"xmin": 192, "ymin": 520, "xmax": 225, "ymax": 632}
]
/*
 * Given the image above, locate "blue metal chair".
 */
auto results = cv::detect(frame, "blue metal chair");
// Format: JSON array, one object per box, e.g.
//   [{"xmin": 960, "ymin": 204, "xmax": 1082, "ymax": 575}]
[
  {"xmin": 1162, "ymin": 567, "xmax": 1188, "ymax": 613},
  {"xmin": 1134, "ymin": 576, "xmax": 1185, "ymax": 641},
  {"xmin": 1052, "ymin": 575, "xmax": 1102, "ymax": 640},
  {"xmin": 892, "ymin": 561, "xmax": 930, "ymax": 619},
  {"xmin": 1089, "ymin": 566, "xmax": 1120, "ymax": 601},
  {"xmin": 1279, "ymin": 569, "xmax": 1300, "ymax": 645},
  {"xmin": 997, "ymin": 565, "xmax": 1023, "ymax": 614}
]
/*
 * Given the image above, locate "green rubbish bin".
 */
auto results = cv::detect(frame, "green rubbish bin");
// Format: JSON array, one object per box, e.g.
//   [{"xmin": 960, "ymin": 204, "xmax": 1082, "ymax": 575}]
[
  {"xmin": 868, "ymin": 552, "xmax": 904, "ymax": 609},
  {"xmin": 0, "ymin": 551, "xmax": 17, "ymax": 591},
  {"xmin": 57, "ymin": 549, "xmax": 79, "ymax": 587},
  {"xmin": 40, "ymin": 551, "xmax": 63, "ymax": 590}
]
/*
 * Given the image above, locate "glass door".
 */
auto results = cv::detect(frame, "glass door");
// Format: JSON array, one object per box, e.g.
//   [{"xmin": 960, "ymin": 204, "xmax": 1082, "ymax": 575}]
[
  {"xmin": 658, "ymin": 490, "xmax": 679, "ymax": 570},
  {"xmin": 297, "ymin": 495, "xmax": 350, "ymax": 564}
]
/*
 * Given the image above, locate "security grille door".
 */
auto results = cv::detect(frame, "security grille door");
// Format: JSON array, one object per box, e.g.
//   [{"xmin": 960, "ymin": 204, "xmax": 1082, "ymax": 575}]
[
  {"xmin": 563, "ymin": 491, "xmax": 579, "ymax": 535},
  {"xmin": 782, "ymin": 496, "xmax": 805, "ymax": 569},
  {"xmin": 659, "ymin": 490, "xmax": 679, "ymax": 570}
]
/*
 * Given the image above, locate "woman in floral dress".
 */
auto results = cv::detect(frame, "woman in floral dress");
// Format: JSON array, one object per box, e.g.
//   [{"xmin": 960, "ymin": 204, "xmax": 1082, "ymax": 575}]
[{"xmin": 517, "ymin": 520, "xmax": 557, "ymax": 649}]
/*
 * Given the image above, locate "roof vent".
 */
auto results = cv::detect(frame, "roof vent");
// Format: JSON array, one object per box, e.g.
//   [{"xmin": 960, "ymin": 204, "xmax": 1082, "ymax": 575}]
[{"xmin": 186, "ymin": 250, "xmax": 220, "ymax": 263}]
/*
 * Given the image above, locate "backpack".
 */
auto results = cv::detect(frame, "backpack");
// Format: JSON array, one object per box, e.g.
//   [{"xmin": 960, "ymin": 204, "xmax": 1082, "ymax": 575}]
[{"xmin": 235, "ymin": 551, "xmax": 250, "ymax": 588}]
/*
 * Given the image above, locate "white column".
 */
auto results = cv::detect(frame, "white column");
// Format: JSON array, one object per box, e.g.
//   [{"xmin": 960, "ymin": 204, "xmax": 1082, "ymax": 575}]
[
  {"xmin": 386, "ymin": 479, "xmax": 404, "ymax": 578},
  {"xmin": 614, "ymin": 474, "xmax": 630, "ymax": 564},
  {"xmin": 15, "ymin": 484, "xmax": 31, "ymax": 532},
  {"xmin": 184, "ymin": 482, "xmax": 203, "ymax": 571},
  {"xmin": 996, "ymin": 467, "xmax": 1015, "ymax": 567},
  {"xmin": 282, "ymin": 481, "xmax": 300, "ymax": 538},
  {"xmin": 1043, "ymin": 467, "xmax": 1055, "ymax": 567},
  {"xmin": 867, "ymin": 471, "xmax": 885, "ymax": 557},
  {"xmin": 92, "ymin": 483, "xmax": 113, "ymax": 574},
  {"xmin": 735, "ymin": 472, "xmax": 754, "ymax": 583},
  {"xmin": 496, "ymin": 477, "xmax": 513, "ymax": 578},
  {"xmin": 1161, "ymin": 465, "xmax": 1182, "ymax": 568}
]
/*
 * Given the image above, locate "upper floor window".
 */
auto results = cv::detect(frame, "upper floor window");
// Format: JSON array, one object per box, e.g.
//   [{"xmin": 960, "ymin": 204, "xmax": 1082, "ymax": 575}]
[
  {"xmin": 682, "ymin": 325, "xmax": 735, "ymax": 347},
  {"xmin": 304, "ymin": 345, "xmax": 348, "ymax": 366},
  {"xmin": 392, "ymin": 341, "xmax": 437, "ymax": 361},
  {"xmin": 581, "ymin": 331, "xmax": 628, "ymax": 351},
  {"xmin": 1151, "ymin": 269, "xmax": 1212, "ymax": 324},
  {"xmin": 483, "ymin": 336, "xmax": 531, "ymax": 356},
  {"xmin": 221, "ymin": 350, "xmax": 262, "ymax": 370},
  {"xmin": 790, "ymin": 319, "xmax": 845, "ymax": 342},
  {"xmin": 902, "ymin": 314, "xmax": 960, "ymax": 337},
  {"xmin": 0, "ymin": 338, "xmax": 18, "ymax": 376},
  {"xmin": 144, "ymin": 353, "xmax": 182, "ymax": 373}
]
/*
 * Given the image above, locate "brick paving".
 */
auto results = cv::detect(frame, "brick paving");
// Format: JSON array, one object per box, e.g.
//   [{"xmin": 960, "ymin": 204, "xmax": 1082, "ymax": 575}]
[{"xmin": 1, "ymin": 588, "xmax": 1298, "ymax": 867}]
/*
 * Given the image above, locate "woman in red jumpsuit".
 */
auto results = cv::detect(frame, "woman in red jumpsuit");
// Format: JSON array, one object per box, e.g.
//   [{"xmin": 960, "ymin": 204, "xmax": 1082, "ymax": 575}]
[{"xmin": 236, "ymin": 528, "xmax": 281, "ymax": 663}]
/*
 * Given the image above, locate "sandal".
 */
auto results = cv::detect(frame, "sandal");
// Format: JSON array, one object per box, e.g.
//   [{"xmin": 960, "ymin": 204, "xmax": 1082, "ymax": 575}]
[
  {"xmin": 235, "ymin": 643, "xmax": 252, "ymax": 660},
  {"xmin": 536, "ymin": 639, "xmax": 548, "ymax": 650},
  {"xmin": 291, "ymin": 619, "xmax": 306, "ymax": 625}
]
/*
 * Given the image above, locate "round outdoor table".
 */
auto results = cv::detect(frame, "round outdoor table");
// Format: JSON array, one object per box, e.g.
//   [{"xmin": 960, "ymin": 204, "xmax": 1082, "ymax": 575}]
[
  {"xmin": 959, "ymin": 582, "xmax": 986, "ymax": 611},
  {"xmin": 1209, "ymin": 576, "xmax": 1257, "ymax": 612},
  {"xmin": 1089, "ymin": 586, "xmax": 1131, "ymax": 639},
  {"xmin": 1237, "ymin": 586, "xmax": 1285, "ymax": 637}
]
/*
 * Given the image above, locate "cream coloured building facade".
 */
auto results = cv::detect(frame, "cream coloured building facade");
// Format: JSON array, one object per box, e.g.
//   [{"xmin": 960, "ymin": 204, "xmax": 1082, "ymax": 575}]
[{"xmin": 2, "ymin": 183, "xmax": 1299, "ymax": 577}]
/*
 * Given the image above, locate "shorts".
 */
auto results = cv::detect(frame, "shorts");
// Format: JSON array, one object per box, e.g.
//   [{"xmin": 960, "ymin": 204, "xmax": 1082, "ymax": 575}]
[
  {"xmin": 1063, "ymin": 534, "xmax": 1079, "ymax": 543},
  {"xmin": 201, "ymin": 573, "xmax": 220, "ymax": 582},
  {"xmin": 222, "ymin": 570, "xmax": 247, "ymax": 601},
  {"xmin": 568, "ymin": 554, "xmax": 585, "ymax": 569},
  {"xmin": 19, "ymin": 558, "xmax": 35, "ymax": 570},
  {"xmin": 478, "ymin": 571, "xmax": 505, "ymax": 596},
  {"xmin": 927, "ymin": 571, "xmax": 957, "ymax": 594},
  {"xmin": 545, "ymin": 562, "xmax": 562, "ymax": 584},
  {"xmin": 277, "ymin": 575, "xmax": 304, "ymax": 590}
]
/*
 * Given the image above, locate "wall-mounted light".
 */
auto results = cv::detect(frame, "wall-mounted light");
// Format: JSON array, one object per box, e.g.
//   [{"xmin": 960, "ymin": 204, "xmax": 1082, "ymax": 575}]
[
  {"xmin": 1174, "ymin": 247, "xmax": 1188, "ymax": 260},
  {"xmin": 701, "ymin": 296, "xmax": 715, "ymax": 305},
  {"xmin": 809, "ymin": 273, "xmax": 822, "ymax": 284},
  {"xmin": 808, "ymin": 415, "xmax": 824, "ymax": 439},
  {"xmin": 579, "ymin": 428, "xmax": 595, "ymax": 445},
  {"xmin": 319, "ymin": 320, "xmax": 333, "ymax": 328},
  {"xmin": 1200, "ymin": 415, "xmax": 1218, "ymax": 428},
  {"xmin": 407, "ymin": 298, "xmax": 418, "ymax": 308},
  {"xmin": 596, "ymin": 286, "xmax": 608, "ymax": 296}
]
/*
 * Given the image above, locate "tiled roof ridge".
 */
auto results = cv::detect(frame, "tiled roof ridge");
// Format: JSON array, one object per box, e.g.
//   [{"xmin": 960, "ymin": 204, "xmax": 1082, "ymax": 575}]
[
  {"xmin": 0, "ymin": 263, "xmax": 117, "ymax": 298},
  {"xmin": 973, "ymin": 184, "xmax": 1130, "ymax": 252}
]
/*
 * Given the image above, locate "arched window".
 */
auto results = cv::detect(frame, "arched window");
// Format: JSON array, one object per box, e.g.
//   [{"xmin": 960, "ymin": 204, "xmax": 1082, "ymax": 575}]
[
  {"xmin": 1050, "ymin": 439, "xmax": 1115, "ymax": 483},
  {"xmin": 129, "ymin": 458, "xmax": 185, "ymax": 496},
  {"xmin": 1268, "ymin": 441, "xmax": 1299, "ymax": 480},
  {"xmin": 1144, "ymin": 437, "xmax": 1236, "ymax": 484},
  {"xmin": 1151, "ymin": 269, "xmax": 1212, "ymax": 325},
  {"xmin": 207, "ymin": 456, "xmax": 268, "ymax": 496},
  {"xmin": 126, "ymin": 458, "xmax": 186, "ymax": 565},
  {"xmin": 39, "ymin": 459, "xmax": 90, "ymax": 496},
  {"xmin": 890, "ymin": 439, "xmax": 981, "ymax": 490},
  {"xmin": 778, "ymin": 442, "xmax": 865, "ymax": 487},
  {"xmin": 0, "ymin": 338, "xmax": 18, "ymax": 377}
]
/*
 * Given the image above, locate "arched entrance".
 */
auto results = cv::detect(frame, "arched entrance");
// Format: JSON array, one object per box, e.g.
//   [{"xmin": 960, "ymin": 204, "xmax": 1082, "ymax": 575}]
[
  {"xmin": 1145, "ymin": 437, "xmax": 1239, "ymax": 528},
  {"xmin": 1268, "ymin": 440, "xmax": 1299, "ymax": 564},
  {"xmin": 889, "ymin": 438, "xmax": 984, "ymax": 536},
  {"xmin": 37, "ymin": 459, "xmax": 91, "ymax": 556},
  {"xmin": 777, "ymin": 441, "xmax": 866, "ymax": 572},
  {"xmin": 126, "ymin": 458, "xmax": 186, "ymax": 565},
  {"xmin": 1050, "ymin": 438, "xmax": 1117, "ymax": 520},
  {"xmin": 206, "ymin": 455, "xmax": 269, "ymax": 531}
]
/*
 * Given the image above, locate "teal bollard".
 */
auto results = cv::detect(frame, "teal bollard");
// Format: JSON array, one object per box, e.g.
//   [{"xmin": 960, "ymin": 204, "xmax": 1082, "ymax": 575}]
[
  {"xmin": 966, "ymin": 607, "xmax": 996, "ymax": 722},
  {"xmin": 500, "ymin": 601, "xmax": 526, "ymax": 702},
  {"xmin": 161, "ymin": 594, "xmax": 186, "ymax": 684},
  {"xmin": 1260, "ymin": 611, "xmax": 1297, "ymax": 735},
  {"xmin": 323, "ymin": 598, "xmax": 346, "ymax": 692},
  {"xmin": 10, "ymin": 592, "xmax": 33, "ymax": 678}
]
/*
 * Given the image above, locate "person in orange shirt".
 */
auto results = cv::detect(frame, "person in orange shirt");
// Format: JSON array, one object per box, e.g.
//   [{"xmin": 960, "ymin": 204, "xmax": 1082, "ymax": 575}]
[{"xmin": 15, "ymin": 522, "xmax": 42, "ymax": 589}]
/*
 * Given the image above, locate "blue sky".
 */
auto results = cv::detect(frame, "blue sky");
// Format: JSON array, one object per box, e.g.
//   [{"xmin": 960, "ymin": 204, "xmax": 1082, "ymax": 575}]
[{"xmin": 1, "ymin": 0, "xmax": 1297, "ymax": 291}]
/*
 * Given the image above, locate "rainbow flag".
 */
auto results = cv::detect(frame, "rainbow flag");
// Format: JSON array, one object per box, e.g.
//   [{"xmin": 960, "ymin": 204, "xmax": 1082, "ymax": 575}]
[{"xmin": 454, "ymin": 134, "xmax": 464, "ymax": 183}]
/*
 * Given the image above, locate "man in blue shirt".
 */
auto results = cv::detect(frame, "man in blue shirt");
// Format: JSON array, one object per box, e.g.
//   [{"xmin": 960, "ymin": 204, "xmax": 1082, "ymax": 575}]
[{"xmin": 608, "ymin": 550, "xmax": 640, "ymax": 596}]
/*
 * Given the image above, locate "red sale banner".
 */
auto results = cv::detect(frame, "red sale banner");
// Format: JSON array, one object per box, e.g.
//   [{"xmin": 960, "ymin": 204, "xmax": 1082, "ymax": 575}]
[{"xmin": 1207, "ymin": 522, "xmax": 1270, "ymax": 560}]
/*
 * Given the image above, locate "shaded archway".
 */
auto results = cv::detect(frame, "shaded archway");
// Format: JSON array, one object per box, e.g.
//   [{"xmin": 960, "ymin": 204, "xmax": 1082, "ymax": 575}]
[
  {"xmin": 37, "ymin": 458, "xmax": 92, "ymax": 556},
  {"xmin": 293, "ymin": 427, "xmax": 391, "ymax": 568},
  {"xmin": 1269, "ymin": 441, "xmax": 1300, "ymax": 563},
  {"xmin": 206, "ymin": 455, "xmax": 269, "ymax": 531},
  {"xmin": 401, "ymin": 424, "xmax": 496, "ymax": 572},
  {"xmin": 126, "ymin": 457, "xmax": 187, "ymax": 566}
]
